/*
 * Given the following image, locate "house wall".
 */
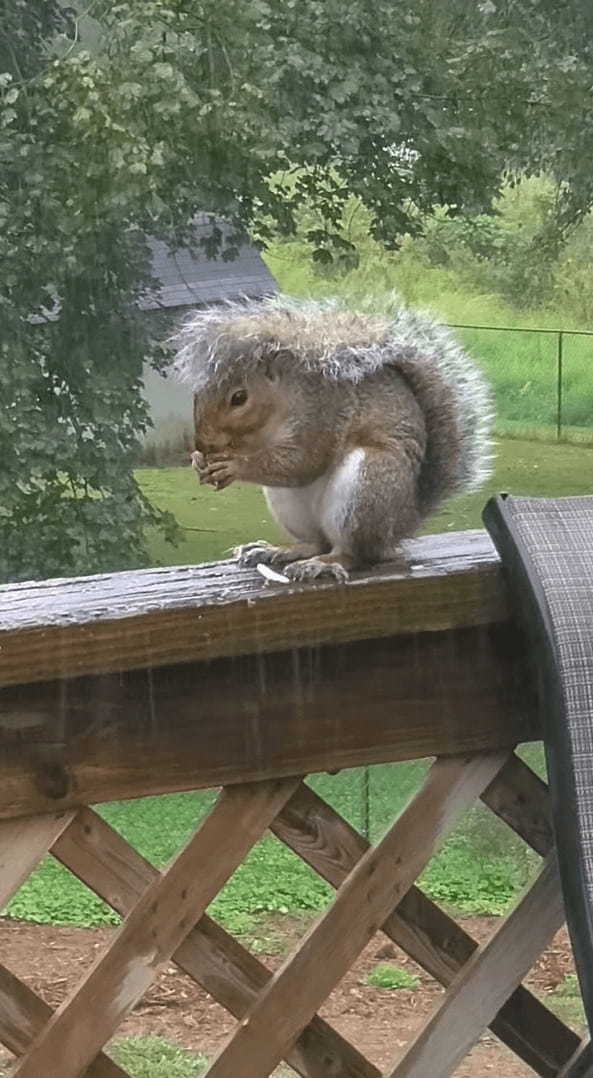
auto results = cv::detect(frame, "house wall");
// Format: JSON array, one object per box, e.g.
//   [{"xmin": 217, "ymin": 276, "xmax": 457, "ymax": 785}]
[
  {"xmin": 141, "ymin": 364, "xmax": 193, "ymax": 450},
  {"xmin": 140, "ymin": 308, "xmax": 193, "ymax": 455}
]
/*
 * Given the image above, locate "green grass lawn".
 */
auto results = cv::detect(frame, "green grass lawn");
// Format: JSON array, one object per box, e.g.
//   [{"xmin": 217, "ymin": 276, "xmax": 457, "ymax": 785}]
[
  {"xmin": 110, "ymin": 1038, "xmax": 207, "ymax": 1078},
  {"xmin": 456, "ymin": 326, "xmax": 593, "ymax": 436},
  {"xmin": 108, "ymin": 1038, "xmax": 294, "ymax": 1078},
  {"xmin": 5, "ymin": 437, "xmax": 593, "ymax": 930}
]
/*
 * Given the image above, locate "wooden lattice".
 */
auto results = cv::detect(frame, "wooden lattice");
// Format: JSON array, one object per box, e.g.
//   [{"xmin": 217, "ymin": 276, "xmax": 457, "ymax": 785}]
[{"xmin": 0, "ymin": 751, "xmax": 581, "ymax": 1077}]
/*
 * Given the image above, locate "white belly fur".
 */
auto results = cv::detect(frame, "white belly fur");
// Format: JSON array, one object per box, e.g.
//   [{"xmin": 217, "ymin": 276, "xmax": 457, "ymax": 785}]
[{"xmin": 264, "ymin": 449, "xmax": 365, "ymax": 547}]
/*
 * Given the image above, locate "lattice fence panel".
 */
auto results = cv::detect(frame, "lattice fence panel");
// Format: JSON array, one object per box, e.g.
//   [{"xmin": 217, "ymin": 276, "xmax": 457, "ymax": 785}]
[{"xmin": 0, "ymin": 753, "xmax": 584, "ymax": 1077}]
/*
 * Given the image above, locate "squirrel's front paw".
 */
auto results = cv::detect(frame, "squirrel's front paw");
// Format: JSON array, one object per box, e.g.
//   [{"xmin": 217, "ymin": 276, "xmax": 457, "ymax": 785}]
[
  {"xmin": 234, "ymin": 541, "xmax": 281, "ymax": 567},
  {"xmin": 284, "ymin": 557, "xmax": 349, "ymax": 583},
  {"xmin": 200, "ymin": 453, "xmax": 239, "ymax": 491}
]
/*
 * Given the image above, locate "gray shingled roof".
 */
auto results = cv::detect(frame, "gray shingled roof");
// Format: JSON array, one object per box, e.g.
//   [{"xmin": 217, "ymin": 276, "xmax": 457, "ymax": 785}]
[
  {"xmin": 139, "ymin": 216, "xmax": 277, "ymax": 311},
  {"xmin": 28, "ymin": 216, "xmax": 277, "ymax": 324}
]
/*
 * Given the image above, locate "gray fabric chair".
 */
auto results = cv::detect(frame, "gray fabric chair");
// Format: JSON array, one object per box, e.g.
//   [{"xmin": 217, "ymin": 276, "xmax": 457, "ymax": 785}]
[{"xmin": 484, "ymin": 494, "xmax": 593, "ymax": 1074}]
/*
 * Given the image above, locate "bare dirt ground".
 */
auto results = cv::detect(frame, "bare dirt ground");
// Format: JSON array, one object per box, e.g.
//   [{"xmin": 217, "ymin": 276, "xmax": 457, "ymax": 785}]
[{"xmin": 0, "ymin": 914, "xmax": 582, "ymax": 1075}]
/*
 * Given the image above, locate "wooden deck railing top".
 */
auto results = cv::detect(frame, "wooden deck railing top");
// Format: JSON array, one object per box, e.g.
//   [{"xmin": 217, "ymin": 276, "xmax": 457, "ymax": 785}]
[
  {"xmin": 0, "ymin": 529, "xmax": 508, "ymax": 686},
  {"xmin": 0, "ymin": 529, "xmax": 538, "ymax": 818}
]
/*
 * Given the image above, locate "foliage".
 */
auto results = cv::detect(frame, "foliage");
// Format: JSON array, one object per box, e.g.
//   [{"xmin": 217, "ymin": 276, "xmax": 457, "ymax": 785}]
[
  {"xmin": 366, "ymin": 964, "xmax": 420, "ymax": 990},
  {"xmin": 420, "ymin": 835, "xmax": 531, "ymax": 915},
  {"xmin": 552, "ymin": 973, "xmax": 580, "ymax": 999},
  {"xmin": 0, "ymin": 4, "xmax": 180, "ymax": 581},
  {"xmin": 554, "ymin": 212, "xmax": 593, "ymax": 324},
  {"xmin": 409, "ymin": 177, "xmax": 593, "ymax": 315},
  {"xmin": 547, "ymin": 974, "xmax": 586, "ymax": 1031},
  {"xmin": 414, "ymin": 178, "xmax": 564, "ymax": 307},
  {"xmin": 4, "ymin": 855, "xmax": 119, "ymax": 927},
  {"xmin": 265, "ymin": 176, "xmax": 593, "ymax": 326},
  {"xmin": 0, "ymin": 1, "xmax": 75, "ymax": 78},
  {"xmin": 110, "ymin": 1036, "xmax": 207, "ymax": 1077}
]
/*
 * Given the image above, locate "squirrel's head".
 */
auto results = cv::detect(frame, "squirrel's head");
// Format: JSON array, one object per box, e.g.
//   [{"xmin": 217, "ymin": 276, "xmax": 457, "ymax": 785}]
[
  {"xmin": 192, "ymin": 354, "xmax": 291, "ymax": 456},
  {"xmin": 173, "ymin": 295, "xmax": 392, "ymax": 455}
]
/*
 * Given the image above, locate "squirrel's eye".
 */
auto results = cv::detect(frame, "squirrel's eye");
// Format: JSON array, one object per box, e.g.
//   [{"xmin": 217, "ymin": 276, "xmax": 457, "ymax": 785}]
[{"xmin": 230, "ymin": 389, "xmax": 248, "ymax": 408}]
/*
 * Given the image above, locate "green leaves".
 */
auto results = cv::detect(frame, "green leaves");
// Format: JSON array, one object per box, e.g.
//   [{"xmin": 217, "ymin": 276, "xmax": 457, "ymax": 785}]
[{"xmin": 366, "ymin": 964, "xmax": 420, "ymax": 990}]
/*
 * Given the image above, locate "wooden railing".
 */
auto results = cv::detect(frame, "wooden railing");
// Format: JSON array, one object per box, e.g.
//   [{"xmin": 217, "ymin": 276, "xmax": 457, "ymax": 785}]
[{"xmin": 0, "ymin": 530, "xmax": 583, "ymax": 1076}]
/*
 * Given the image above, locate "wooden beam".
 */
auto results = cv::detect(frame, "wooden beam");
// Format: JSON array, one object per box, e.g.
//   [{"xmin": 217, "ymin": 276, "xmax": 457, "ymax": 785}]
[
  {"xmin": 387, "ymin": 853, "xmax": 565, "ymax": 1078},
  {"xmin": 0, "ymin": 811, "xmax": 75, "ymax": 906},
  {"xmin": 0, "ymin": 964, "xmax": 128, "ymax": 1077},
  {"xmin": 204, "ymin": 753, "xmax": 507, "ymax": 1078},
  {"xmin": 53, "ymin": 806, "xmax": 381, "ymax": 1078},
  {"xmin": 0, "ymin": 530, "xmax": 507, "ymax": 685},
  {"xmin": 481, "ymin": 752, "xmax": 553, "ymax": 856},
  {"xmin": 14, "ymin": 778, "xmax": 299, "ymax": 1078},
  {"xmin": 0, "ymin": 625, "xmax": 538, "ymax": 819}
]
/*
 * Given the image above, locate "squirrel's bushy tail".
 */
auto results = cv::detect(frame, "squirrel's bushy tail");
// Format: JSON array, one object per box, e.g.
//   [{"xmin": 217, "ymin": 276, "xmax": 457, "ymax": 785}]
[
  {"xmin": 382, "ymin": 304, "xmax": 493, "ymax": 512},
  {"xmin": 255, "ymin": 293, "xmax": 494, "ymax": 511}
]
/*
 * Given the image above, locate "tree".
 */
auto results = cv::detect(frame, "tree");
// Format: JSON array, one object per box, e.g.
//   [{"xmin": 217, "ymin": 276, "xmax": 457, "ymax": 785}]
[
  {"xmin": 0, "ymin": 2, "xmax": 181, "ymax": 582},
  {"xmin": 1, "ymin": 0, "xmax": 591, "ymax": 581}
]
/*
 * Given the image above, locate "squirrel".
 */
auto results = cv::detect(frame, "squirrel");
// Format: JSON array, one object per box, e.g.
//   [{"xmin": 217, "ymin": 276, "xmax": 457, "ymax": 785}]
[{"xmin": 172, "ymin": 294, "xmax": 493, "ymax": 582}]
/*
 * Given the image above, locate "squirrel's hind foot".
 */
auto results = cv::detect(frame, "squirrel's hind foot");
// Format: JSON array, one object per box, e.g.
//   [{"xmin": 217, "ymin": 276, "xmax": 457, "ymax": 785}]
[
  {"xmin": 234, "ymin": 540, "xmax": 279, "ymax": 567},
  {"xmin": 235, "ymin": 541, "xmax": 325, "ymax": 568},
  {"xmin": 284, "ymin": 555, "xmax": 350, "ymax": 584}
]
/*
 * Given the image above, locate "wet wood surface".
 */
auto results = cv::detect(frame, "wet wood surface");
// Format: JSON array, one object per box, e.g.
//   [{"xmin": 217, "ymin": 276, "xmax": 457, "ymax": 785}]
[
  {"xmin": 0, "ymin": 530, "xmax": 508, "ymax": 686},
  {"xmin": 0, "ymin": 622, "xmax": 539, "ymax": 818}
]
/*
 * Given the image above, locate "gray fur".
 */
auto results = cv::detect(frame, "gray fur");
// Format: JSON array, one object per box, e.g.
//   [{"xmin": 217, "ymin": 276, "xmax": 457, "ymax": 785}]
[{"xmin": 172, "ymin": 293, "xmax": 493, "ymax": 498}]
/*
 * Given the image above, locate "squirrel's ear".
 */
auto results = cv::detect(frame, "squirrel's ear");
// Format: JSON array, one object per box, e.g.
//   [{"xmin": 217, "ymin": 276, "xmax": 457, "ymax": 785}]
[
  {"xmin": 263, "ymin": 356, "xmax": 280, "ymax": 382},
  {"xmin": 264, "ymin": 348, "xmax": 291, "ymax": 381}
]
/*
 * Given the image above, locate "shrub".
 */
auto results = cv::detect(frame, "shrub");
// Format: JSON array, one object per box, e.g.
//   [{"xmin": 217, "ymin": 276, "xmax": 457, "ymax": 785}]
[{"xmin": 366, "ymin": 964, "xmax": 420, "ymax": 990}]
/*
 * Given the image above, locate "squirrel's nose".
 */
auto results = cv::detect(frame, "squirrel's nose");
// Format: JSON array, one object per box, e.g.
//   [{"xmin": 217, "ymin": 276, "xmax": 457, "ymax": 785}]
[{"xmin": 195, "ymin": 429, "xmax": 231, "ymax": 454}]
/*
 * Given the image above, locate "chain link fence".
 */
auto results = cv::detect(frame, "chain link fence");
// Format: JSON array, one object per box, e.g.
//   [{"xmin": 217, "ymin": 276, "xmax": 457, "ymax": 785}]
[{"xmin": 448, "ymin": 323, "xmax": 593, "ymax": 444}]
